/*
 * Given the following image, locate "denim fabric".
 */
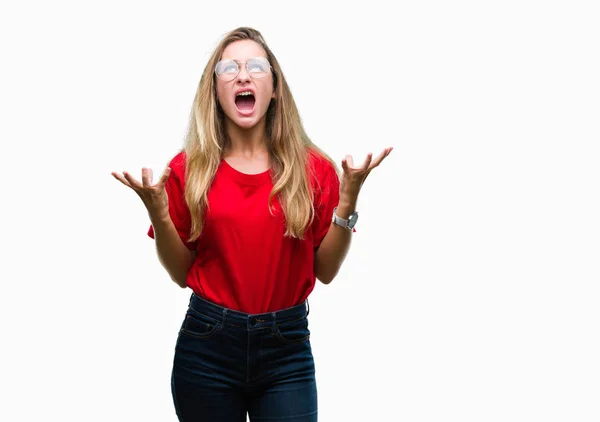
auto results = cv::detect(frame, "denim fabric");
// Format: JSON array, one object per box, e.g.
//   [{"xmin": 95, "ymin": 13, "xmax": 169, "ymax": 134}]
[{"xmin": 171, "ymin": 293, "xmax": 318, "ymax": 421}]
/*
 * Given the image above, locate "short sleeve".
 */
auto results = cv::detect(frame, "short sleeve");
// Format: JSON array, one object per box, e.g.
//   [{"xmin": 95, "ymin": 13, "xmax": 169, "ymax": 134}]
[
  {"xmin": 312, "ymin": 157, "xmax": 341, "ymax": 248},
  {"xmin": 147, "ymin": 154, "xmax": 197, "ymax": 250}
]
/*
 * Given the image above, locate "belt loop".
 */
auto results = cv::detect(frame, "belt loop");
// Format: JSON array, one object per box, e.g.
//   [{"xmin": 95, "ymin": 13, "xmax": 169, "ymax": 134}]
[
  {"xmin": 306, "ymin": 298, "xmax": 310, "ymax": 317},
  {"xmin": 271, "ymin": 312, "xmax": 277, "ymax": 330}
]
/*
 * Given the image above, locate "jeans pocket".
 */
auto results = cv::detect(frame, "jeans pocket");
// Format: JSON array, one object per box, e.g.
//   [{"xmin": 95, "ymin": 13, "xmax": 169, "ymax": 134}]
[
  {"xmin": 180, "ymin": 309, "xmax": 222, "ymax": 339},
  {"xmin": 274, "ymin": 317, "xmax": 310, "ymax": 344}
]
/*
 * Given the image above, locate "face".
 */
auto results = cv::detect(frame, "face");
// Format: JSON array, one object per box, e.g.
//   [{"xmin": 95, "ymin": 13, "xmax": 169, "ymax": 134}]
[{"xmin": 215, "ymin": 40, "xmax": 275, "ymax": 131}]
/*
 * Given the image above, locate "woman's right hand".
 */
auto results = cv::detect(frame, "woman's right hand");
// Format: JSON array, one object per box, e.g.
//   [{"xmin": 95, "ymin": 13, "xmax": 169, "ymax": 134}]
[{"xmin": 111, "ymin": 167, "xmax": 172, "ymax": 222}]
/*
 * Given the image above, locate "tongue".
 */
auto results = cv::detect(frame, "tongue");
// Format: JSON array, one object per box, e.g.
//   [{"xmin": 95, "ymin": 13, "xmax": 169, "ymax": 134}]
[{"xmin": 235, "ymin": 95, "xmax": 255, "ymax": 110}]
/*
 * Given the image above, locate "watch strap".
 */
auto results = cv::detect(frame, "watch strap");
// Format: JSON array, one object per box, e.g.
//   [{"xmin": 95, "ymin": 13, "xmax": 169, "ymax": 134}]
[{"xmin": 332, "ymin": 207, "xmax": 358, "ymax": 230}]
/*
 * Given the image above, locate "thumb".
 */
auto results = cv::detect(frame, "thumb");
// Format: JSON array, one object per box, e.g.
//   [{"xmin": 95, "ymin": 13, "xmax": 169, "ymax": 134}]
[{"xmin": 158, "ymin": 167, "xmax": 172, "ymax": 187}]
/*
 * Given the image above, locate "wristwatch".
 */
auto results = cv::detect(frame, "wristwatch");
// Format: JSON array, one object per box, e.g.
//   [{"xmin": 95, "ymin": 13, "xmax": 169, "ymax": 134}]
[{"xmin": 332, "ymin": 207, "xmax": 358, "ymax": 230}]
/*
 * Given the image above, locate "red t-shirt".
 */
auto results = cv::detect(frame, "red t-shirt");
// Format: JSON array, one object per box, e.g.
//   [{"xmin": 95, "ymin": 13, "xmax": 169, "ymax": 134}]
[{"xmin": 148, "ymin": 149, "xmax": 340, "ymax": 313}]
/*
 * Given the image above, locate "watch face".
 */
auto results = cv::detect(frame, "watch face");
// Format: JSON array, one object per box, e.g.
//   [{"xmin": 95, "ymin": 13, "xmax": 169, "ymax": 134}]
[{"xmin": 348, "ymin": 213, "xmax": 358, "ymax": 228}]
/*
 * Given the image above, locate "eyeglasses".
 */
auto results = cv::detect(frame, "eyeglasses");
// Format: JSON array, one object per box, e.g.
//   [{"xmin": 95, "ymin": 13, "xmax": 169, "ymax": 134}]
[{"xmin": 215, "ymin": 57, "xmax": 272, "ymax": 81}]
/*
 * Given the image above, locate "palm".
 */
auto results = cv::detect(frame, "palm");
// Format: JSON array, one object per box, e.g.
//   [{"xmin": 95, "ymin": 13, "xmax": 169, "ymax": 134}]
[
  {"xmin": 111, "ymin": 167, "xmax": 172, "ymax": 220},
  {"xmin": 341, "ymin": 147, "xmax": 393, "ymax": 191}
]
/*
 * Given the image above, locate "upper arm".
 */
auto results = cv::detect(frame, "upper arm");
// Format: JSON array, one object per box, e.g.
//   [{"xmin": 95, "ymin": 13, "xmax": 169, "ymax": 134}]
[{"xmin": 311, "ymin": 160, "xmax": 340, "ymax": 249}]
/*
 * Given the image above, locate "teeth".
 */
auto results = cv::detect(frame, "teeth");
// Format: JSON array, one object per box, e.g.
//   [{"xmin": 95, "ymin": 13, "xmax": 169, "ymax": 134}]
[{"xmin": 236, "ymin": 92, "xmax": 253, "ymax": 97}]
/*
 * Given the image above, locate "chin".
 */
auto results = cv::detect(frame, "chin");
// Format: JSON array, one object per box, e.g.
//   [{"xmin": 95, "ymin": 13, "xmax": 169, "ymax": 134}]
[
  {"xmin": 228, "ymin": 117, "xmax": 254, "ymax": 130},
  {"xmin": 227, "ymin": 110, "xmax": 267, "ymax": 130}
]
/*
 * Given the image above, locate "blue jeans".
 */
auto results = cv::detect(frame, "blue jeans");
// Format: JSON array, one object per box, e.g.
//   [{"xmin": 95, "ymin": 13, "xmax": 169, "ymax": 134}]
[{"xmin": 171, "ymin": 293, "xmax": 318, "ymax": 421}]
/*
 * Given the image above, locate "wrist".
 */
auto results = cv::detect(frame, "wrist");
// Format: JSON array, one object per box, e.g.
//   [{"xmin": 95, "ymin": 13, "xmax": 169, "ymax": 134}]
[
  {"xmin": 337, "ymin": 190, "xmax": 357, "ymax": 213},
  {"xmin": 334, "ymin": 199, "xmax": 357, "ymax": 219},
  {"xmin": 149, "ymin": 212, "xmax": 171, "ymax": 227},
  {"xmin": 339, "ymin": 179, "xmax": 360, "ymax": 200}
]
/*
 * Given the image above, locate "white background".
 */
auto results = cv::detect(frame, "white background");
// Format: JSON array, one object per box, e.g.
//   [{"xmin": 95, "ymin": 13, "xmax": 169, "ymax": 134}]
[{"xmin": 1, "ymin": 0, "xmax": 599, "ymax": 421}]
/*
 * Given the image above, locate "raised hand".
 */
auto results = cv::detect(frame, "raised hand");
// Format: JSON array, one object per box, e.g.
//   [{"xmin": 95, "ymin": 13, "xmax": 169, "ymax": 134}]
[
  {"xmin": 340, "ymin": 147, "xmax": 393, "ymax": 199},
  {"xmin": 111, "ymin": 167, "xmax": 172, "ymax": 222}
]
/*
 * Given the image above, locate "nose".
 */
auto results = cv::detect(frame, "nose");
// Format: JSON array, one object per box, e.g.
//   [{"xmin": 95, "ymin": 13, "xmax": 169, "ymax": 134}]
[{"xmin": 236, "ymin": 65, "xmax": 251, "ymax": 83}]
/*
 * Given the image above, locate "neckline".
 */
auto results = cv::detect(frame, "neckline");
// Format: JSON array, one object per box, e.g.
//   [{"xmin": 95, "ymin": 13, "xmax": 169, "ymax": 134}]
[{"xmin": 220, "ymin": 159, "xmax": 272, "ymax": 186}]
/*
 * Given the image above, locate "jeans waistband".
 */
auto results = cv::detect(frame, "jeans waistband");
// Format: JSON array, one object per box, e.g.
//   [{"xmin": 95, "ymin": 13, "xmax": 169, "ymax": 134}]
[{"xmin": 188, "ymin": 293, "xmax": 309, "ymax": 329}]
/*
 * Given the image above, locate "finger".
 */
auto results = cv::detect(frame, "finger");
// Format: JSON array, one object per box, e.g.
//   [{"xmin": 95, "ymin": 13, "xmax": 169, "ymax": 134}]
[
  {"xmin": 345, "ymin": 155, "xmax": 355, "ymax": 169},
  {"xmin": 370, "ymin": 147, "xmax": 395, "ymax": 169},
  {"xmin": 361, "ymin": 153, "xmax": 373, "ymax": 170},
  {"xmin": 341, "ymin": 158, "xmax": 349, "ymax": 174},
  {"xmin": 141, "ymin": 167, "xmax": 153, "ymax": 188},
  {"xmin": 111, "ymin": 171, "xmax": 133, "ymax": 188},
  {"xmin": 369, "ymin": 149, "xmax": 388, "ymax": 168},
  {"xmin": 158, "ymin": 167, "xmax": 172, "ymax": 187},
  {"xmin": 123, "ymin": 170, "xmax": 143, "ymax": 190}
]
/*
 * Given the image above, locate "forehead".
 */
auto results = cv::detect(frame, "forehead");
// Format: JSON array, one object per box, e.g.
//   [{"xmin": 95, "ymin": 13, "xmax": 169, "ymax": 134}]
[{"xmin": 221, "ymin": 40, "xmax": 267, "ymax": 61}]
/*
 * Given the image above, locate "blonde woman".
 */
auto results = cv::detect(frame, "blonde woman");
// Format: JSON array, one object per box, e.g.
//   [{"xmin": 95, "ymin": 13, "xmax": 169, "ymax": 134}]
[{"xmin": 112, "ymin": 27, "xmax": 391, "ymax": 422}]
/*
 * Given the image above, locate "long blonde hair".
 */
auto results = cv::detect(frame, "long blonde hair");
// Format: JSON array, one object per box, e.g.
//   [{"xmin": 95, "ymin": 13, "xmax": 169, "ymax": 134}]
[{"xmin": 182, "ymin": 27, "xmax": 337, "ymax": 242}]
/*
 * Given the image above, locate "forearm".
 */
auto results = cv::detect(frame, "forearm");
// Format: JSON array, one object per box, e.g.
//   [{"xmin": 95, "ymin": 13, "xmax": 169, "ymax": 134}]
[
  {"xmin": 314, "ymin": 196, "xmax": 356, "ymax": 284},
  {"xmin": 150, "ymin": 215, "xmax": 195, "ymax": 288}
]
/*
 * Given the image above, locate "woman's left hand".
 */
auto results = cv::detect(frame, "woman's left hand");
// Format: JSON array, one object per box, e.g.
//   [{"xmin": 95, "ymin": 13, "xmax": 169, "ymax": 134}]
[{"xmin": 340, "ymin": 147, "xmax": 393, "ymax": 201}]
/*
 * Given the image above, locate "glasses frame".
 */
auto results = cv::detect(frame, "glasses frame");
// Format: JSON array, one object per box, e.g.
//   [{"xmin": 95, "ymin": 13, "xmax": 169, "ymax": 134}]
[{"xmin": 215, "ymin": 57, "xmax": 273, "ymax": 81}]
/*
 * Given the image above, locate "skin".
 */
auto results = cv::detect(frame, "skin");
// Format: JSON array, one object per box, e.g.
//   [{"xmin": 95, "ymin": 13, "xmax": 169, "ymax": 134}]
[
  {"xmin": 111, "ymin": 39, "xmax": 393, "ymax": 286},
  {"xmin": 314, "ymin": 147, "xmax": 393, "ymax": 284},
  {"xmin": 216, "ymin": 40, "xmax": 275, "ymax": 170}
]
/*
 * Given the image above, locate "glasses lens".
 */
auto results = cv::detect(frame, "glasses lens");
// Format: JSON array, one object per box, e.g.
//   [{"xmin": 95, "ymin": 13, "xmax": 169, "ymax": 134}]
[
  {"xmin": 215, "ymin": 59, "xmax": 239, "ymax": 81},
  {"xmin": 246, "ymin": 58, "xmax": 270, "ymax": 79},
  {"xmin": 215, "ymin": 58, "xmax": 271, "ymax": 80}
]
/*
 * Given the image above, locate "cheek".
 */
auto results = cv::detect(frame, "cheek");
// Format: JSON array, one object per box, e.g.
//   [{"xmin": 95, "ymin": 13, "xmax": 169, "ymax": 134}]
[
  {"xmin": 257, "ymin": 75, "xmax": 275, "ymax": 103},
  {"xmin": 261, "ymin": 90, "xmax": 273, "ymax": 105},
  {"xmin": 215, "ymin": 83, "xmax": 228, "ymax": 106},
  {"xmin": 259, "ymin": 84, "xmax": 275, "ymax": 104}
]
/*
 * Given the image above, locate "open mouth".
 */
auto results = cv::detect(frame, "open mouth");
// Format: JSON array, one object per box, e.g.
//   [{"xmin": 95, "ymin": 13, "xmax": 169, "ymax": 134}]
[{"xmin": 235, "ymin": 91, "xmax": 255, "ymax": 113}]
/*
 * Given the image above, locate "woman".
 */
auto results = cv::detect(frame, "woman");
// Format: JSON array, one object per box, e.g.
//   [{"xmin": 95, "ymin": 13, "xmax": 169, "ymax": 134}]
[{"xmin": 112, "ymin": 27, "xmax": 391, "ymax": 422}]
